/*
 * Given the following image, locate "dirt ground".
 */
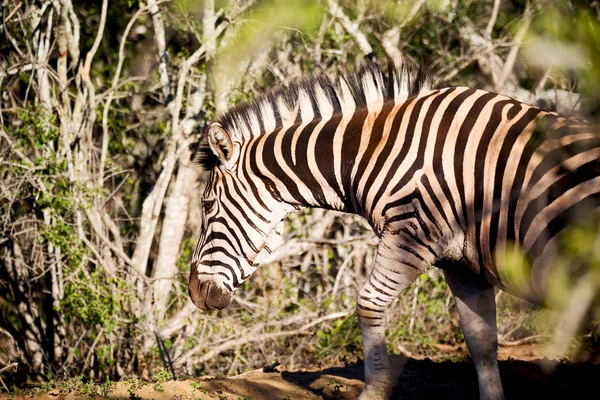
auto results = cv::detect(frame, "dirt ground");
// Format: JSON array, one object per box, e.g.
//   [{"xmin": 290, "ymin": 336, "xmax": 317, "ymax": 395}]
[{"xmin": 3, "ymin": 344, "xmax": 600, "ymax": 400}]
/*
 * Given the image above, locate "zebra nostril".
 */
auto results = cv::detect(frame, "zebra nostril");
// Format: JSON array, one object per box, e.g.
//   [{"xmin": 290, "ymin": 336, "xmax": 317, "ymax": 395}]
[{"xmin": 189, "ymin": 279, "xmax": 210, "ymax": 311}]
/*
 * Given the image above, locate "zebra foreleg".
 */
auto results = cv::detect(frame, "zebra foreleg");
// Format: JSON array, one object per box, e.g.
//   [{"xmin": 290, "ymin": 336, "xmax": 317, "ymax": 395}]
[
  {"xmin": 443, "ymin": 267, "xmax": 504, "ymax": 400},
  {"xmin": 357, "ymin": 239, "xmax": 426, "ymax": 400}
]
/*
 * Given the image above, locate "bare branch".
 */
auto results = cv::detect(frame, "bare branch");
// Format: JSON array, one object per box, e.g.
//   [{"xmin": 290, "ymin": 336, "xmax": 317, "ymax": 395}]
[
  {"xmin": 0, "ymin": 362, "xmax": 18, "ymax": 375},
  {"xmin": 58, "ymin": 0, "xmax": 81, "ymax": 63},
  {"xmin": 202, "ymin": 0, "xmax": 216, "ymax": 59},
  {"xmin": 378, "ymin": 28, "xmax": 403, "ymax": 62},
  {"xmin": 81, "ymin": 327, "xmax": 104, "ymax": 375},
  {"xmin": 499, "ymin": 335, "xmax": 541, "ymax": 347},
  {"xmin": 485, "ymin": 0, "xmax": 501, "ymax": 39},
  {"xmin": 31, "ymin": 2, "xmax": 53, "ymax": 111},
  {"xmin": 152, "ymin": 164, "xmax": 198, "ymax": 320},
  {"xmin": 327, "ymin": 0, "xmax": 372, "ymax": 56},
  {"xmin": 80, "ymin": 0, "xmax": 107, "ymax": 87},
  {"xmin": 99, "ymin": 2, "xmax": 156, "ymax": 183},
  {"xmin": 148, "ymin": 0, "xmax": 172, "ymax": 102},
  {"xmin": 495, "ymin": 5, "xmax": 531, "ymax": 91},
  {"xmin": 175, "ymin": 310, "xmax": 353, "ymax": 365}
]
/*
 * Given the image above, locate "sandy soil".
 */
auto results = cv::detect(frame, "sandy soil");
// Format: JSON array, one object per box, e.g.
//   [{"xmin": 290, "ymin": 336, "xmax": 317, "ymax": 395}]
[{"xmin": 3, "ymin": 344, "xmax": 600, "ymax": 400}]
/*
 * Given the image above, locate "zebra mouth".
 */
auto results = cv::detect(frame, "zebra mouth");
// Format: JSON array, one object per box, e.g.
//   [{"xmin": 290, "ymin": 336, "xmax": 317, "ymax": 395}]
[{"xmin": 193, "ymin": 280, "xmax": 233, "ymax": 311}]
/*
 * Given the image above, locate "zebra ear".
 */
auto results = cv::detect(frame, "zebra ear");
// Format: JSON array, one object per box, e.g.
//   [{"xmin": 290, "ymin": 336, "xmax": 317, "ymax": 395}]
[{"xmin": 207, "ymin": 123, "xmax": 236, "ymax": 169}]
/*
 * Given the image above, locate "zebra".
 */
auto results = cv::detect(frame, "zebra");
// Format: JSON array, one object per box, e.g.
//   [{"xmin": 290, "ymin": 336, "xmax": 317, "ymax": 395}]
[{"xmin": 189, "ymin": 61, "xmax": 600, "ymax": 400}]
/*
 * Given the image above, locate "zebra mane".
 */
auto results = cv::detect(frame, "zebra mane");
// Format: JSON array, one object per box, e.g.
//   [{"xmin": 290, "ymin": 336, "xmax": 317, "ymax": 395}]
[{"xmin": 195, "ymin": 61, "xmax": 431, "ymax": 170}]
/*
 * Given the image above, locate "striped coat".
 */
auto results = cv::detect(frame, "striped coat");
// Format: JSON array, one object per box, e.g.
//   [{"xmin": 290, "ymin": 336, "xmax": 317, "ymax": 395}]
[{"xmin": 190, "ymin": 62, "xmax": 599, "ymax": 400}]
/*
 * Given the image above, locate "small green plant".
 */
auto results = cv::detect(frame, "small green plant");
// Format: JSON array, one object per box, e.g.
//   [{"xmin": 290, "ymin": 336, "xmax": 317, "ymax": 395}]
[
  {"xmin": 27, "ymin": 380, "xmax": 54, "ymax": 396},
  {"xmin": 57, "ymin": 376, "xmax": 83, "ymax": 396},
  {"xmin": 80, "ymin": 382, "xmax": 98, "ymax": 397},
  {"xmin": 153, "ymin": 368, "xmax": 173, "ymax": 392},
  {"xmin": 100, "ymin": 377, "xmax": 114, "ymax": 397},
  {"xmin": 191, "ymin": 382, "xmax": 209, "ymax": 394},
  {"xmin": 153, "ymin": 381, "xmax": 165, "ymax": 392},
  {"xmin": 126, "ymin": 378, "xmax": 144, "ymax": 400},
  {"xmin": 156, "ymin": 368, "xmax": 174, "ymax": 382}
]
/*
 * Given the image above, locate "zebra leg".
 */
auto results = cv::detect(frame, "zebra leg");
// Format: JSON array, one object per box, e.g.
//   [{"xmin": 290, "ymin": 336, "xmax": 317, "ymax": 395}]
[
  {"xmin": 443, "ymin": 267, "xmax": 504, "ymax": 400},
  {"xmin": 357, "ymin": 240, "xmax": 426, "ymax": 400}
]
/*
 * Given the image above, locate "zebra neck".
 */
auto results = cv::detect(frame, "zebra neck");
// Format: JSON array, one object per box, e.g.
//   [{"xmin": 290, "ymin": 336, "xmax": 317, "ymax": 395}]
[{"xmin": 255, "ymin": 99, "xmax": 407, "ymax": 221}]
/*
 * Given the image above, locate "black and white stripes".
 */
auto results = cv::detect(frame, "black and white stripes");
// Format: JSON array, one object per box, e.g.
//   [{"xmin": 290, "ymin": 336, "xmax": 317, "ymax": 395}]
[{"xmin": 189, "ymin": 61, "xmax": 600, "ymax": 400}]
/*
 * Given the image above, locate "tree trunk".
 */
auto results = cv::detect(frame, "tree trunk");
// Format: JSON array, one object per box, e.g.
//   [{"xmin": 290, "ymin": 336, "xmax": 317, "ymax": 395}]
[{"xmin": 152, "ymin": 156, "xmax": 198, "ymax": 322}]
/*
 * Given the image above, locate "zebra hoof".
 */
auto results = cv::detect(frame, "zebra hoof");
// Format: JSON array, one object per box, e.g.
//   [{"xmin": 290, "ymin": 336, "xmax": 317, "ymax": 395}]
[
  {"xmin": 358, "ymin": 386, "xmax": 391, "ymax": 400},
  {"xmin": 359, "ymin": 378, "xmax": 393, "ymax": 400}
]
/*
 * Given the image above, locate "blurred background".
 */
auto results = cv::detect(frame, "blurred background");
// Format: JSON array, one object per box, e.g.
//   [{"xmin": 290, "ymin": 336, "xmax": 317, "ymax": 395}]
[{"xmin": 1, "ymin": 0, "xmax": 600, "ymax": 390}]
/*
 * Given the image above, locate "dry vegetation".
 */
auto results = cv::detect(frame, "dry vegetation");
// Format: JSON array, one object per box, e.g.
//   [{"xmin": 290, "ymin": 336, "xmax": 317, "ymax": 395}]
[{"xmin": 0, "ymin": 0, "xmax": 599, "ymax": 393}]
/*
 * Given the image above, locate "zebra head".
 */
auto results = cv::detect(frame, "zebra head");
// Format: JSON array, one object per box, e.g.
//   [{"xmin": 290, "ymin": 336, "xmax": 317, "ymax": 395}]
[{"xmin": 189, "ymin": 122, "xmax": 290, "ymax": 311}]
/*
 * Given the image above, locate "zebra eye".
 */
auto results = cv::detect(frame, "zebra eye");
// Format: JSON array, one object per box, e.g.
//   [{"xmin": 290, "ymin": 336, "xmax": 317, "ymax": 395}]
[{"xmin": 202, "ymin": 199, "xmax": 216, "ymax": 214}]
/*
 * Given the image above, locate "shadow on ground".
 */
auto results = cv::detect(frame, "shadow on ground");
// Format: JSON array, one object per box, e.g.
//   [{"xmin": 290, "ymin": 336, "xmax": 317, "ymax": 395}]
[{"xmin": 276, "ymin": 355, "xmax": 600, "ymax": 400}]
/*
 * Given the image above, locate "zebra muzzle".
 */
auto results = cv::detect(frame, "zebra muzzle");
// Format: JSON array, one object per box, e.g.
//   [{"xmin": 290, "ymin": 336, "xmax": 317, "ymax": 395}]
[{"xmin": 191, "ymin": 279, "xmax": 233, "ymax": 311}]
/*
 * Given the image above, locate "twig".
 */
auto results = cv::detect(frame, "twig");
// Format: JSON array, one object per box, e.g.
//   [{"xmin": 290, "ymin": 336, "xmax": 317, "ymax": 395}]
[
  {"xmin": 75, "ymin": 210, "xmax": 116, "ymax": 276},
  {"xmin": 100, "ymin": 1, "xmax": 158, "ymax": 184},
  {"xmin": 83, "ymin": 208, "xmax": 151, "ymax": 283},
  {"xmin": 0, "ymin": 363, "xmax": 18, "ymax": 374},
  {"xmin": 31, "ymin": 2, "xmax": 53, "ymax": 111},
  {"xmin": 228, "ymin": 361, "xmax": 281, "ymax": 378},
  {"xmin": 332, "ymin": 248, "xmax": 359, "ymax": 298},
  {"xmin": 396, "ymin": 343, "xmax": 415, "ymax": 359},
  {"xmin": 168, "ymin": 1, "xmax": 253, "ymax": 127},
  {"xmin": 175, "ymin": 310, "xmax": 353, "ymax": 365},
  {"xmin": 495, "ymin": 4, "xmax": 531, "ymax": 91},
  {"xmin": 155, "ymin": 331, "xmax": 177, "ymax": 380},
  {"xmin": 485, "ymin": 0, "xmax": 501, "ymax": 39},
  {"xmin": 84, "ymin": 209, "xmax": 133, "ymax": 265},
  {"xmin": 499, "ymin": 335, "xmax": 541, "ymax": 347},
  {"xmin": 0, "ymin": 363, "xmax": 19, "ymax": 393},
  {"xmin": 0, "ymin": 129, "xmax": 47, "ymax": 193},
  {"xmin": 80, "ymin": 0, "xmax": 107, "ymax": 85},
  {"xmin": 2, "ymin": 4, "xmax": 24, "ymax": 58},
  {"xmin": 534, "ymin": 65, "xmax": 552, "ymax": 93},
  {"xmin": 81, "ymin": 328, "xmax": 104, "ymax": 374},
  {"xmin": 100, "ymin": 172, "xmax": 130, "ymax": 208},
  {"xmin": 62, "ymin": 330, "xmax": 87, "ymax": 375},
  {"xmin": 0, "ymin": 129, "xmax": 31, "ymax": 165},
  {"xmin": 5, "ymin": 2, "xmax": 22, "ymax": 22},
  {"xmin": 400, "ymin": 0, "xmax": 426, "ymax": 30},
  {"xmin": 152, "ymin": 301, "xmax": 198, "ymax": 346},
  {"xmin": 327, "ymin": 0, "xmax": 372, "ymax": 56}
]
